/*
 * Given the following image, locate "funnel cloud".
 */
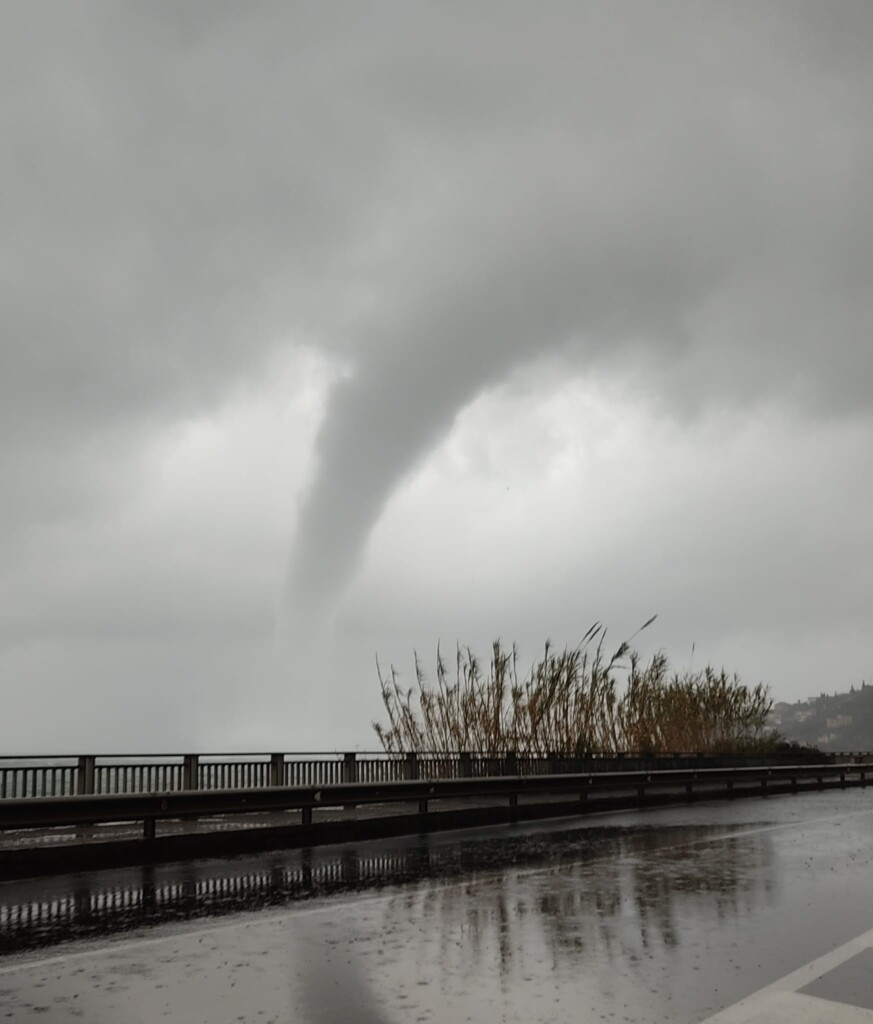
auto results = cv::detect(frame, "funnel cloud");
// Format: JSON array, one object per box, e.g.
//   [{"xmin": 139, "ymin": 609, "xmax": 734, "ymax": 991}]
[{"xmin": 287, "ymin": 1, "xmax": 873, "ymax": 618}]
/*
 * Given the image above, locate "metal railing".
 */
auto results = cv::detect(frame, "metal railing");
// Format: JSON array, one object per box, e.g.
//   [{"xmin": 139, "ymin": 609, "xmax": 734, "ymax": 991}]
[
  {"xmin": 3, "ymin": 749, "xmax": 868, "ymax": 800},
  {"xmin": 0, "ymin": 762, "xmax": 868, "ymax": 842}
]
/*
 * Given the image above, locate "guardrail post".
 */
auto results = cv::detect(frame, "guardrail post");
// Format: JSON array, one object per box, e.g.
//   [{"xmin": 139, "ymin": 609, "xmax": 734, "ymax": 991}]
[
  {"xmin": 343, "ymin": 753, "xmax": 357, "ymax": 784},
  {"xmin": 637, "ymin": 783, "xmax": 646, "ymax": 804},
  {"xmin": 405, "ymin": 752, "xmax": 419, "ymax": 781},
  {"xmin": 840, "ymin": 770, "xmax": 846, "ymax": 789},
  {"xmin": 77, "ymin": 756, "xmax": 96, "ymax": 795},
  {"xmin": 418, "ymin": 798, "xmax": 428, "ymax": 813},
  {"xmin": 459, "ymin": 752, "xmax": 472, "ymax": 778},
  {"xmin": 270, "ymin": 754, "xmax": 284, "ymax": 787},
  {"xmin": 183, "ymin": 755, "xmax": 199, "ymax": 791},
  {"xmin": 143, "ymin": 817, "xmax": 156, "ymax": 840},
  {"xmin": 685, "ymin": 781, "xmax": 694, "ymax": 800}
]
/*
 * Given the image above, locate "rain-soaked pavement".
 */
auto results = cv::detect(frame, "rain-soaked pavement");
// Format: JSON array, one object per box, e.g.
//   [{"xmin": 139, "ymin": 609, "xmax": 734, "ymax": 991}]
[{"xmin": 2, "ymin": 789, "xmax": 873, "ymax": 1022}]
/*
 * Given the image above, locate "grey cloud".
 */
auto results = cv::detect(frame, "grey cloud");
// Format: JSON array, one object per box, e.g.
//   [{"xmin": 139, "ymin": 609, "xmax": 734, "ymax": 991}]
[
  {"xmin": 3, "ymin": 4, "xmax": 400, "ymax": 521},
  {"xmin": 2, "ymin": 3, "xmax": 872, "ymax": 742},
  {"xmin": 286, "ymin": 3, "xmax": 873, "ymax": 609}
]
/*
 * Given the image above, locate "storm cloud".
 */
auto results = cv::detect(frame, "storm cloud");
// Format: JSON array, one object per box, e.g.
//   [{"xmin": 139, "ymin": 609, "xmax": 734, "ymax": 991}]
[{"xmin": 2, "ymin": 2, "xmax": 872, "ymax": 750}]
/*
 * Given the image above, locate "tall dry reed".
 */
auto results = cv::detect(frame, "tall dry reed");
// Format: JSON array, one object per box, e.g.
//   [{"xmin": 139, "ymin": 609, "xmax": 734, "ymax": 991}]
[{"xmin": 373, "ymin": 620, "xmax": 773, "ymax": 756}]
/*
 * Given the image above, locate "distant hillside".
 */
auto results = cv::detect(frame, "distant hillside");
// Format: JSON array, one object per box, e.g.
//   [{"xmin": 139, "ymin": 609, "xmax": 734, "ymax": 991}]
[{"xmin": 771, "ymin": 682, "xmax": 873, "ymax": 751}]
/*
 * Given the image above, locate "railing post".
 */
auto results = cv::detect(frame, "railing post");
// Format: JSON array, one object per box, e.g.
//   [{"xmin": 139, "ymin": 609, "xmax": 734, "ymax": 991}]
[
  {"xmin": 405, "ymin": 752, "xmax": 419, "ymax": 781},
  {"xmin": 270, "ymin": 754, "xmax": 284, "ymax": 787},
  {"xmin": 505, "ymin": 750, "xmax": 518, "ymax": 776},
  {"xmin": 183, "ymin": 755, "xmax": 199, "ymax": 791},
  {"xmin": 341, "ymin": 753, "xmax": 358, "ymax": 811},
  {"xmin": 459, "ymin": 751, "xmax": 472, "ymax": 778},
  {"xmin": 343, "ymin": 753, "xmax": 357, "ymax": 784},
  {"xmin": 77, "ymin": 756, "xmax": 96, "ymax": 795}
]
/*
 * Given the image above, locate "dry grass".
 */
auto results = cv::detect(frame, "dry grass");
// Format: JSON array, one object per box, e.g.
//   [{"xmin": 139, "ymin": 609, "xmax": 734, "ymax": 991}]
[{"xmin": 373, "ymin": 619, "xmax": 774, "ymax": 756}]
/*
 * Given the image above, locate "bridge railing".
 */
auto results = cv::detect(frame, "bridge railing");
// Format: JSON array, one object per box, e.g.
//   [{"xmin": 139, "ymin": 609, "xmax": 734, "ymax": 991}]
[
  {"xmin": 1, "ymin": 749, "xmax": 870, "ymax": 800},
  {"xmin": 1, "ymin": 763, "xmax": 869, "ymax": 843}
]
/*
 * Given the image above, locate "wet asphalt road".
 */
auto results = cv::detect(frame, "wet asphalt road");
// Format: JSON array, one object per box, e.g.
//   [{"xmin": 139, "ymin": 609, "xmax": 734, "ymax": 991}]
[{"xmin": 2, "ymin": 789, "xmax": 873, "ymax": 1022}]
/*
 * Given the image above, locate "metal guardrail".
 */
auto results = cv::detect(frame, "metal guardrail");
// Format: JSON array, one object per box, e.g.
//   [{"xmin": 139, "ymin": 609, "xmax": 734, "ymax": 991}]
[
  {"xmin": 0, "ymin": 763, "xmax": 867, "ymax": 841},
  {"xmin": 3, "ymin": 750, "xmax": 869, "ymax": 799}
]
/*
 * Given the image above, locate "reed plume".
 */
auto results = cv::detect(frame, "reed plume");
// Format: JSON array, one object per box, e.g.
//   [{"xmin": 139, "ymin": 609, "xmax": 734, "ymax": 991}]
[{"xmin": 373, "ymin": 619, "xmax": 774, "ymax": 756}]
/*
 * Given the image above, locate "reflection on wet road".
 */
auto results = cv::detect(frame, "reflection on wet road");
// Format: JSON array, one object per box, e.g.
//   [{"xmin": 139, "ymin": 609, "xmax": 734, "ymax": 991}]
[
  {"xmin": 2, "ymin": 790, "xmax": 873, "ymax": 1022},
  {"xmin": 0, "ymin": 818, "xmax": 777, "ymax": 955}
]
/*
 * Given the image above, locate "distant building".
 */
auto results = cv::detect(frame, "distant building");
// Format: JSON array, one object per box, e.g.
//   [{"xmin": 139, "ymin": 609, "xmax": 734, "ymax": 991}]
[{"xmin": 826, "ymin": 715, "xmax": 852, "ymax": 729}]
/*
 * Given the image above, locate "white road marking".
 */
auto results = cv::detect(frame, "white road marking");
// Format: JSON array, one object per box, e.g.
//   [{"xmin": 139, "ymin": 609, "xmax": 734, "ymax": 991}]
[{"xmin": 699, "ymin": 926, "xmax": 873, "ymax": 1023}]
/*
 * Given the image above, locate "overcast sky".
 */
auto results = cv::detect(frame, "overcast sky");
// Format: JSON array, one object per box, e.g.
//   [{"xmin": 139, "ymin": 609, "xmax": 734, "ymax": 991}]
[{"xmin": 2, "ymin": 2, "xmax": 872, "ymax": 753}]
